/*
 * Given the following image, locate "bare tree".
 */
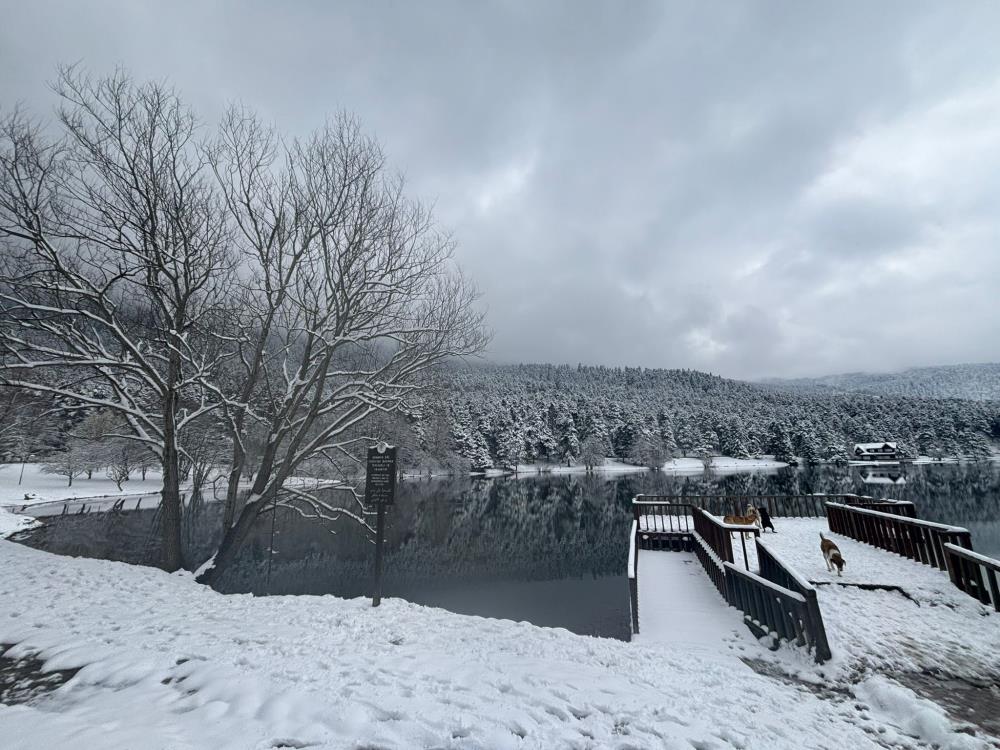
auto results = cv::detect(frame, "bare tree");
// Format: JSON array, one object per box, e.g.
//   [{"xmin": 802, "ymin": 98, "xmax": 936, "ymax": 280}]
[
  {"xmin": 2, "ymin": 69, "xmax": 488, "ymax": 579},
  {"xmin": 197, "ymin": 111, "xmax": 489, "ymax": 584},
  {"xmin": 0, "ymin": 387, "xmax": 58, "ymax": 470},
  {"xmin": 42, "ymin": 443, "xmax": 86, "ymax": 486},
  {"xmin": 579, "ymin": 435, "xmax": 606, "ymax": 472},
  {"xmin": 629, "ymin": 432, "xmax": 667, "ymax": 471},
  {"xmin": 0, "ymin": 68, "xmax": 232, "ymax": 571}
]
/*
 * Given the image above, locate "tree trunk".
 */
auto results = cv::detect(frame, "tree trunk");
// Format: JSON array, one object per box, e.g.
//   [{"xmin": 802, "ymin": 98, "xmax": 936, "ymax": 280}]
[
  {"xmin": 159, "ymin": 367, "xmax": 184, "ymax": 572},
  {"xmin": 197, "ymin": 491, "xmax": 267, "ymax": 586},
  {"xmin": 160, "ymin": 441, "xmax": 184, "ymax": 572},
  {"xmin": 201, "ymin": 446, "xmax": 282, "ymax": 586},
  {"xmin": 222, "ymin": 442, "xmax": 246, "ymax": 530}
]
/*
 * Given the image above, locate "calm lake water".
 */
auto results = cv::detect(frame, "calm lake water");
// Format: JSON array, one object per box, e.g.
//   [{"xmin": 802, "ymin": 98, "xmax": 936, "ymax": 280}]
[{"xmin": 16, "ymin": 462, "xmax": 1000, "ymax": 640}]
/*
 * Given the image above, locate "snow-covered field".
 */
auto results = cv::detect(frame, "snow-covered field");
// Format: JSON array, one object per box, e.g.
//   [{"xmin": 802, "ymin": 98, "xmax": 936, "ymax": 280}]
[
  {"xmin": 0, "ymin": 464, "xmax": 341, "ymax": 519},
  {"xmin": 426, "ymin": 456, "xmax": 790, "ymax": 479},
  {"xmin": 507, "ymin": 459, "xmax": 649, "ymax": 476},
  {"xmin": 661, "ymin": 456, "xmax": 787, "ymax": 473},
  {"xmin": 0, "ymin": 463, "xmax": 163, "ymax": 508},
  {"xmin": 1, "ymin": 537, "xmax": 995, "ymax": 749}
]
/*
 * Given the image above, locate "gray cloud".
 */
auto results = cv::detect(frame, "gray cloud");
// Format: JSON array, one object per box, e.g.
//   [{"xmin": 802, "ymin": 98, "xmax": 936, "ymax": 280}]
[{"xmin": 3, "ymin": 0, "xmax": 1000, "ymax": 379}]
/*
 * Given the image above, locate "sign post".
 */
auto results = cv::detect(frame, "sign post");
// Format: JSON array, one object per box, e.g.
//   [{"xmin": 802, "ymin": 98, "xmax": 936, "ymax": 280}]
[{"xmin": 365, "ymin": 443, "xmax": 397, "ymax": 607}]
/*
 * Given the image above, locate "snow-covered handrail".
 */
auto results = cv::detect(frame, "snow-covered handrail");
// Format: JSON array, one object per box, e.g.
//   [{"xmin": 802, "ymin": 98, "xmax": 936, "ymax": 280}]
[
  {"xmin": 632, "ymin": 494, "xmax": 856, "ymax": 519},
  {"xmin": 756, "ymin": 538, "xmax": 815, "ymax": 596},
  {"xmin": 631, "ymin": 498, "xmax": 692, "ymax": 506},
  {"xmin": 827, "ymin": 502, "xmax": 973, "ymax": 575},
  {"xmin": 944, "ymin": 543, "xmax": 1000, "ymax": 612},
  {"xmin": 692, "ymin": 530, "xmax": 724, "ymax": 570},
  {"xmin": 826, "ymin": 502, "xmax": 968, "ymax": 533},
  {"xmin": 702, "ymin": 511, "xmax": 762, "ymax": 533},
  {"xmin": 690, "ymin": 532, "xmax": 830, "ymax": 662},
  {"xmin": 944, "ymin": 543, "xmax": 1000, "ymax": 571},
  {"xmin": 628, "ymin": 520, "xmax": 638, "ymax": 580},
  {"xmin": 722, "ymin": 562, "xmax": 807, "ymax": 604}
]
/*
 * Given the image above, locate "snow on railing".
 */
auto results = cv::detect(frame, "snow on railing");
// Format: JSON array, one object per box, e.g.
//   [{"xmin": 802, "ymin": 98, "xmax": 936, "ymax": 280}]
[
  {"xmin": 826, "ymin": 501, "xmax": 973, "ymax": 573},
  {"xmin": 690, "ymin": 522, "xmax": 831, "ymax": 662},
  {"xmin": 628, "ymin": 520, "xmax": 638, "ymax": 580},
  {"xmin": 944, "ymin": 543, "xmax": 1000, "ymax": 612},
  {"xmin": 628, "ymin": 519, "xmax": 640, "ymax": 635},
  {"xmin": 722, "ymin": 562, "xmax": 807, "ymax": 603},
  {"xmin": 756, "ymin": 537, "xmax": 815, "ymax": 595},
  {"xmin": 827, "ymin": 502, "xmax": 967, "ymax": 532}
]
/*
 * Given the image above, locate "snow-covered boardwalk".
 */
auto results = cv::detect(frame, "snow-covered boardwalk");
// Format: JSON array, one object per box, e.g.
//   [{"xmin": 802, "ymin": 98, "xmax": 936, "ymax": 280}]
[
  {"xmin": 627, "ymin": 497, "xmax": 1000, "ymax": 743},
  {"xmin": 761, "ymin": 518, "xmax": 1000, "ymax": 681},
  {"xmin": 633, "ymin": 550, "xmax": 749, "ymax": 649}
]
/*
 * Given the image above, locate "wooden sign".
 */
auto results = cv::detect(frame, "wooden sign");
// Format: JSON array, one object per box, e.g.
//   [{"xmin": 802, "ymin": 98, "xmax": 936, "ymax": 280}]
[
  {"xmin": 365, "ymin": 444, "xmax": 398, "ymax": 506},
  {"xmin": 368, "ymin": 443, "xmax": 397, "ymax": 607}
]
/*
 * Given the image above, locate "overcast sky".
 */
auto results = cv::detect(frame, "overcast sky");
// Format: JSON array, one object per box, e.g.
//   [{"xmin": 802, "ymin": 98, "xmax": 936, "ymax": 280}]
[{"xmin": 3, "ymin": 1, "xmax": 1000, "ymax": 379}]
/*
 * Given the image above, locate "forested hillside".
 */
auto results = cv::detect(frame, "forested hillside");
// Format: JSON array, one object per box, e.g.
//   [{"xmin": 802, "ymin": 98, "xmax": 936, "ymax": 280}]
[
  {"xmin": 768, "ymin": 363, "xmax": 1000, "ymax": 401},
  {"xmin": 397, "ymin": 364, "xmax": 1000, "ymax": 473}
]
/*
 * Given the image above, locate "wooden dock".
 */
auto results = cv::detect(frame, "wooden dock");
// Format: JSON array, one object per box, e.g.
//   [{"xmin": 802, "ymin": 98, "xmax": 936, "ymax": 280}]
[{"xmin": 628, "ymin": 493, "xmax": 1000, "ymax": 663}]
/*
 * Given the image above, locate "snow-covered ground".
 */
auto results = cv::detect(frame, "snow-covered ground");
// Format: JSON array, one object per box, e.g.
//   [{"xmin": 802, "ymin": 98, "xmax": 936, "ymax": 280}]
[
  {"xmin": 0, "ymin": 464, "xmax": 341, "ymax": 517},
  {"xmin": 507, "ymin": 458, "xmax": 649, "ymax": 476},
  {"xmin": 439, "ymin": 456, "xmax": 789, "ymax": 479},
  {"xmin": 0, "ymin": 463, "xmax": 163, "ymax": 508},
  {"xmin": 3, "ymin": 539, "xmax": 992, "ymax": 749},
  {"xmin": 0, "ymin": 507, "xmax": 38, "ymax": 538},
  {"xmin": 661, "ymin": 456, "xmax": 787, "ymax": 474}
]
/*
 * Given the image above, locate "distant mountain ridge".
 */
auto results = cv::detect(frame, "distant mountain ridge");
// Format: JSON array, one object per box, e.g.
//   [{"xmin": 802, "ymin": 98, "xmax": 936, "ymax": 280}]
[{"xmin": 763, "ymin": 363, "xmax": 1000, "ymax": 401}]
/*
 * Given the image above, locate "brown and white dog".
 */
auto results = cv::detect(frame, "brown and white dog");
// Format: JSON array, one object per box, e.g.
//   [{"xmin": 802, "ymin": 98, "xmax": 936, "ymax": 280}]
[
  {"xmin": 724, "ymin": 506, "xmax": 761, "ymax": 538},
  {"xmin": 820, "ymin": 533, "xmax": 846, "ymax": 576}
]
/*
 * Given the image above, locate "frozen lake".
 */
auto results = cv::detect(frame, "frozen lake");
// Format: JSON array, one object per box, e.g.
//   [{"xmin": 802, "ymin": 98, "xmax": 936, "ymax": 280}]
[{"xmin": 14, "ymin": 461, "xmax": 1000, "ymax": 640}]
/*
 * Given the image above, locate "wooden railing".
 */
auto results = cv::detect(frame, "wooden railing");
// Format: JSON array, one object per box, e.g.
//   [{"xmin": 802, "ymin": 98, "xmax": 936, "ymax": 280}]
[
  {"xmin": 632, "ymin": 497, "xmax": 693, "ymax": 534},
  {"xmin": 693, "ymin": 528, "xmax": 729, "ymax": 602},
  {"xmin": 690, "ymin": 525, "xmax": 830, "ymax": 662},
  {"xmin": 636, "ymin": 494, "xmax": 868, "ymax": 519},
  {"xmin": 755, "ymin": 539, "xmax": 832, "ymax": 661},
  {"xmin": 628, "ymin": 519, "xmax": 640, "ymax": 634},
  {"xmin": 842, "ymin": 498, "xmax": 917, "ymax": 518},
  {"xmin": 17, "ymin": 495, "xmax": 154, "ymax": 517},
  {"xmin": 692, "ymin": 507, "xmax": 757, "ymax": 571},
  {"xmin": 945, "ymin": 544, "xmax": 1000, "ymax": 612},
  {"xmin": 826, "ymin": 502, "xmax": 973, "ymax": 570}
]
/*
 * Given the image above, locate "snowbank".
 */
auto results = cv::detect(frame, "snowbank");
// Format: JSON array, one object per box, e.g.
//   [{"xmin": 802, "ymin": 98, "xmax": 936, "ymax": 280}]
[
  {"xmin": 0, "ymin": 540, "xmax": 969, "ymax": 749},
  {"xmin": 0, "ymin": 507, "xmax": 38, "ymax": 538}
]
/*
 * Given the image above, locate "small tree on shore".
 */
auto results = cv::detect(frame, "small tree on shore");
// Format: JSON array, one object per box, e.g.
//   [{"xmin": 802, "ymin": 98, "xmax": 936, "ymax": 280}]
[
  {"xmin": 42, "ymin": 445, "xmax": 86, "ymax": 486},
  {"xmin": 579, "ymin": 435, "xmax": 605, "ymax": 471}
]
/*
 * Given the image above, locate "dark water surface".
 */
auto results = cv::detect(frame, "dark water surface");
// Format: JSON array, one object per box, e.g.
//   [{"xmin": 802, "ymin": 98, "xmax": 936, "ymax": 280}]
[{"xmin": 15, "ymin": 462, "xmax": 1000, "ymax": 640}]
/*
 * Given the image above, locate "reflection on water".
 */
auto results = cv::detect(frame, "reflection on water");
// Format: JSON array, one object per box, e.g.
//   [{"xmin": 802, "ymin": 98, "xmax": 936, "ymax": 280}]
[{"xmin": 14, "ymin": 462, "xmax": 1000, "ymax": 639}]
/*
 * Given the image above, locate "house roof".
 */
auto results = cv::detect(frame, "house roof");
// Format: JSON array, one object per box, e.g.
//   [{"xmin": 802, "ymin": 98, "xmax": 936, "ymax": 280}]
[
  {"xmin": 861, "ymin": 475, "xmax": 906, "ymax": 484},
  {"xmin": 854, "ymin": 442, "xmax": 898, "ymax": 451}
]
